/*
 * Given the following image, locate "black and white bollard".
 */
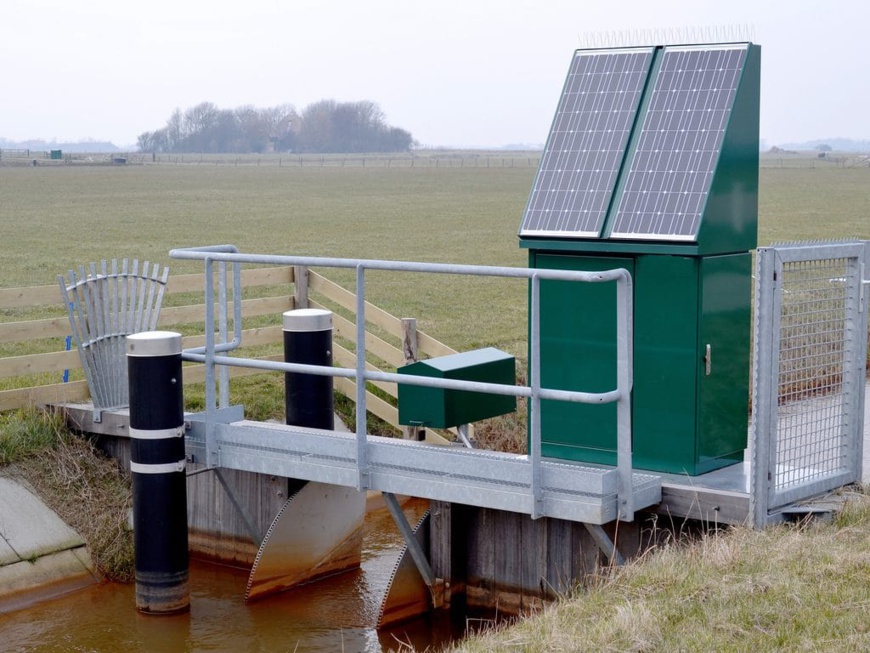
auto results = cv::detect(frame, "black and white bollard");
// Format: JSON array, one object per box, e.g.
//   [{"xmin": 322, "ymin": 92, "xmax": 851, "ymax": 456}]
[
  {"xmin": 283, "ymin": 309, "xmax": 334, "ymax": 429},
  {"xmin": 126, "ymin": 331, "xmax": 189, "ymax": 615}
]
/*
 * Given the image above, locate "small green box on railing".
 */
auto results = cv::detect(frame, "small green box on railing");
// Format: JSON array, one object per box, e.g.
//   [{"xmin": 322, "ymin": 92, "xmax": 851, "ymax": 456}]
[{"xmin": 398, "ymin": 347, "xmax": 516, "ymax": 429}]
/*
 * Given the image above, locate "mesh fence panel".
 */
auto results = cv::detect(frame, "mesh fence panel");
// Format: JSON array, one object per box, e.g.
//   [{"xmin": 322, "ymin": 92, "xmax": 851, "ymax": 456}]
[{"xmin": 775, "ymin": 258, "xmax": 850, "ymax": 490}]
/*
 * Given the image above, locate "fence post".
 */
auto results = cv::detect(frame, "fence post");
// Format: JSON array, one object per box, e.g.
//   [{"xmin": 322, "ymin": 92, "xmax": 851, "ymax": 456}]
[
  {"xmin": 293, "ymin": 265, "xmax": 309, "ymax": 309},
  {"xmin": 750, "ymin": 248, "xmax": 779, "ymax": 528},
  {"xmin": 400, "ymin": 318, "xmax": 420, "ymax": 440},
  {"xmin": 127, "ymin": 331, "xmax": 189, "ymax": 614}
]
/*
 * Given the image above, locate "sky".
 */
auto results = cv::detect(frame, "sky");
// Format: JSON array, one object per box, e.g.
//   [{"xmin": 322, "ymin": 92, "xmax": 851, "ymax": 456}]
[{"xmin": 2, "ymin": 0, "xmax": 868, "ymax": 149}]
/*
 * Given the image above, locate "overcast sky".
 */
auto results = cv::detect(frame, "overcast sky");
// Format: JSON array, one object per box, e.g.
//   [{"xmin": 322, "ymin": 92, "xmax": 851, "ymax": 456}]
[{"xmin": 2, "ymin": 0, "xmax": 868, "ymax": 148}]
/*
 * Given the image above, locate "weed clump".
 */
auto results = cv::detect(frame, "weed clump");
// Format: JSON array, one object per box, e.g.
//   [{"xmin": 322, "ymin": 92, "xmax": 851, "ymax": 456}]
[
  {"xmin": 0, "ymin": 409, "xmax": 134, "ymax": 582},
  {"xmin": 0, "ymin": 409, "xmax": 65, "ymax": 464}
]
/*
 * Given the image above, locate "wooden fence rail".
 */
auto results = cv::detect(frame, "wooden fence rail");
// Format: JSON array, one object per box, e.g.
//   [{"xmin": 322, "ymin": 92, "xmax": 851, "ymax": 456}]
[{"xmin": 0, "ymin": 266, "xmax": 456, "ymax": 431}]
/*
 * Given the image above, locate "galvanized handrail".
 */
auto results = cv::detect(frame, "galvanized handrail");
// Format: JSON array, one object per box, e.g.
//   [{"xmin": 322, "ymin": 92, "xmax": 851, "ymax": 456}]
[{"xmin": 169, "ymin": 246, "xmax": 636, "ymax": 520}]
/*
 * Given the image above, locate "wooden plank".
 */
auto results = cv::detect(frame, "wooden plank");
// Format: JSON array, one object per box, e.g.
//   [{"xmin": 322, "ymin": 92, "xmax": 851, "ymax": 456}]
[
  {"xmin": 313, "ymin": 302, "xmax": 404, "ymax": 368},
  {"xmin": 333, "ymin": 377, "xmax": 399, "ymax": 427},
  {"xmin": 520, "ymin": 518, "xmax": 548, "ymax": 612},
  {"xmin": 183, "ymin": 325, "xmax": 283, "ymax": 350},
  {"xmin": 166, "ymin": 266, "xmax": 294, "ymax": 295},
  {"xmin": 331, "ymin": 344, "xmax": 397, "ymax": 397},
  {"xmin": 308, "ymin": 271, "xmax": 403, "ymax": 336},
  {"xmin": 0, "ymin": 317, "xmax": 70, "ymax": 343},
  {"xmin": 0, "ymin": 265, "xmax": 292, "ymax": 312},
  {"xmin": 187, "ymin": 466, "xmax": 286, "ymax": 566},
  {"xmin": 417, "ymin": 331, "xmax": 458, "ymax": 359},
  {"xmin": 159, "ymin": 296, "xmax": 293, "ymax": 326},
  {"xmin": 0, "ymin": 380, "xmax": 90, "ymax": 411},
  {"xmin": 308, "ymin": 272, "xmax": 455, "ymax": 359},
  {"xmin": 429, "ymin": 501, "xmax": 453, "ymax": 605},
  {"xmin": 165, "ymin": 272, "xmax": 208, "ymax": 295},
  {"xmin": 0, "ymin": 284, "xmax": 59, "ymax": 309},
  {"xmin": 0, "ymin": 350, "xmax": 80, "ymax": 379},
  {"xmin": 0, "ymin": 326, "xmax": 283, "ymax": 381},
  {"xmin": 236, "ymin": 266, "xmax": 294, "ymax": 288},
  {"xmin": 293, "ymin": 266, "xmax": 308, "ymax": 309},
  {"xmin": 545, "ymin": 517, "xmax": 574, "ymax": 596}
]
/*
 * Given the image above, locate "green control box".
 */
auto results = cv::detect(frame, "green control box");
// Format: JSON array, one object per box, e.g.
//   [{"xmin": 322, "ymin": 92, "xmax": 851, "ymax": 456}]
[
  {"xmin": 517, "ymin": 42, "xmax": 759, "ymax": 475},
  {"xmin": 398, "ymin": 347, "xmax": 516, "ymax": 428},
  {"xmin": 529, "ymin": 251, "xmax": 751, "ymax": 475}
]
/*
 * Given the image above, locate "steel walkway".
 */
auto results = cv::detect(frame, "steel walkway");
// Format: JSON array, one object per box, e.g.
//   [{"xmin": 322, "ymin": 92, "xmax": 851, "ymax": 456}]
[
  {"xmin": 186, "ymin": 414, "xmax": 661, "ymax": 525},
  {"xmin": 170, "ymin": 245, "xmax": 661, "ymax": 526}
]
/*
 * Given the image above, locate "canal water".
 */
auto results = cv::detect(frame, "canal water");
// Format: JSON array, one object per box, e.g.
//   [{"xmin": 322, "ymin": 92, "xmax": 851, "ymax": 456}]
[{"xmin": 1, "ymin": 499, "xmax": 496, "ymax": 652}]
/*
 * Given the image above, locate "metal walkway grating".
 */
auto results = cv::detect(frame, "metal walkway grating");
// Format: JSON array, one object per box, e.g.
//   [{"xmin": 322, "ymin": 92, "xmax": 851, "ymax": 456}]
[{"xmin": 186, "ymin": 418, "xmax": 661, "ymax": 526}]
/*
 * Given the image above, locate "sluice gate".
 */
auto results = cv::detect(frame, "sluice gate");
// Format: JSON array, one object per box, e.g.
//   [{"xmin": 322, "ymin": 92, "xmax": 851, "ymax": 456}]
[
  {"xmin": 49, "ymin": 35, "xmax": 869, "ymax": 633},
  {"xmin": 162, "ymin": 244, "xmax": 655, "ymax": 622}
]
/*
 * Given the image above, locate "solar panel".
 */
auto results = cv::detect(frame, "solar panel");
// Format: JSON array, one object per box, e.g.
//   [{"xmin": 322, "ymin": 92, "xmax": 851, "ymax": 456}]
[
  {"xmin": 609, "ymin": 44, "xmax": 748, "ymax": 240},
  {"xmin": 519, "ymin": 48, "xmax": 653, "ymax": 238}
]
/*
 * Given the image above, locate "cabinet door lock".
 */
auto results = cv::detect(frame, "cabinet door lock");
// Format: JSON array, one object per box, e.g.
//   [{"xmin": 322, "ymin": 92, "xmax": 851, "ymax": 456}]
[{"xmin": 705, "ymin": 344, "xmax": 712, "ymax": 376}]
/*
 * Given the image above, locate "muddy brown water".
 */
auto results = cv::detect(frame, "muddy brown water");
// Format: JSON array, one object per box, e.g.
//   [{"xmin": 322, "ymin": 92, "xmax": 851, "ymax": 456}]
[{"xmin": 0, "ymin": 499, "xmax": 500, "ymax": 652}]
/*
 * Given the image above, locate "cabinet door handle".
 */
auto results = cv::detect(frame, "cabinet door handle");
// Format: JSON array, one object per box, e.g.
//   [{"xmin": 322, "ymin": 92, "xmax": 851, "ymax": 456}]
[{"xmin": 705, "ymin": 344, "xmax": 712, "ymax": 376}]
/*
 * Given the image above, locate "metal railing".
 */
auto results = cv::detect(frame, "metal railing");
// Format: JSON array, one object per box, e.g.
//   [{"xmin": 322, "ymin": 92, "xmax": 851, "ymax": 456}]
[
  {"xmin": 752, "ymin": 240, "xmax": 869, "ymax": 525},
  {"xmin": 169, "ymin": 245, "xmax": 636, "ymax": 520}
]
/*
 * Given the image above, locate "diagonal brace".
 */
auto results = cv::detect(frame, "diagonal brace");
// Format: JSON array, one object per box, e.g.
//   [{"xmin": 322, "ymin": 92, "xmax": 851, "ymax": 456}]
[
  {"xmin": 382, "ymin": 492, "xmax": 435, "ymax": 588},
  {"xmin": 213, "ymin": 468, "xmax": 265, "ymax": 544},
  {"xmin": 583, "ymin": 523, "xmax": 625, "ymax": 566}
]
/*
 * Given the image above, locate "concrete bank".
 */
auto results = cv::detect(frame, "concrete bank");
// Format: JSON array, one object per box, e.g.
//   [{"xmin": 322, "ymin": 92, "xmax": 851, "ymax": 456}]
[{"xmin": 0, "ymin": 476, "xmax": 99, "ymax": 614}]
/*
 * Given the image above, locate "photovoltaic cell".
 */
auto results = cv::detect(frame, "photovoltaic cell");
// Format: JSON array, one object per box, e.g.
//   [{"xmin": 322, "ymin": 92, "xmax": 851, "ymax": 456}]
[
  {"xmin": 519, "ymin": 48, "xmax": 653, "ymax": 237},
  {"xmin": 610, "ymin": 44, "xmax": 748, "ymax": 240}
]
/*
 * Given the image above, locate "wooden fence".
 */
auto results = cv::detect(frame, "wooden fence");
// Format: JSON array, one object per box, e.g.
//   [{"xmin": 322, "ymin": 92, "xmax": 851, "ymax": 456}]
[
  {"xmin": 0, "ymin": 266, "xmax": 457, "ymax": 432},
  {"xmin": 0, "ymin": 149, "xmax": 542, "ymax": 169}
]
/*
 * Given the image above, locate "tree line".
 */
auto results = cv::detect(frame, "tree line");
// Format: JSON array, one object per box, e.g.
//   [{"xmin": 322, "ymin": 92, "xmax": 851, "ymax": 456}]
[{"xmin": 136, "ymin": 100, "xmax": 415, "ymax": 154}]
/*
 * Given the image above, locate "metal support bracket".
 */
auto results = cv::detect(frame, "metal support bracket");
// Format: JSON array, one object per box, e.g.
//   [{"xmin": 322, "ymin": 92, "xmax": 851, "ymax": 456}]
[
  {"xmin": 382, "ymin": 492, "xmax": 436, "ymax": 590},
  {"xmin": 213, "ymin": 468, "xmax": 264, "ymax": 544},
  {"xmin": 583, "ymin": 523, "xmax": 624, "ymax": 566},
  {"xmin": 456, "ymin": 423, "xmax": 474, "ymax": 448}
]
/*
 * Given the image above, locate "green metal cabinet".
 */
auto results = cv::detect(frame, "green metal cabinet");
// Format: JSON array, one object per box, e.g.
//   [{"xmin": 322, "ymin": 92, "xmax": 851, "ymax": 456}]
[
  {"xmin": 518, "ymin": 41, "xmax": 759, "ymax": 475},
  {"xmin": 398, "ymin": 347, "xmax": 516, "ymax": 429},
  {"xmin": 532, "ymin": 251, "xmax": 750, "ymax": 475}
]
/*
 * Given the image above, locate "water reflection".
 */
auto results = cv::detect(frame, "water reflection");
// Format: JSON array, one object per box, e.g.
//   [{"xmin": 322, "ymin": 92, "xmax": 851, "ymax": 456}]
[{"xmin": 0, "ymin": 498, "xmax": 495, "ymax": 652}]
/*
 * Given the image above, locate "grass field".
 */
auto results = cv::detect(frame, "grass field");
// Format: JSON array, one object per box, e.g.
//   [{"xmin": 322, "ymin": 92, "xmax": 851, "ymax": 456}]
[
  {"xmin": 1, "ymin": 159, "xmax": 867, "ymax": 359},
  {"xmin": 1, "ymin": 156, "xmax": 868, "ymax": 649}
]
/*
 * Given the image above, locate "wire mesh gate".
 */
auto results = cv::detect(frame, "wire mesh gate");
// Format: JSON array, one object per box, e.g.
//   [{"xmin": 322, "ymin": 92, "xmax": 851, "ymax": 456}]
[{"xmin": 752, "ymin": 241, "xmax": 869, "ymax": 525}]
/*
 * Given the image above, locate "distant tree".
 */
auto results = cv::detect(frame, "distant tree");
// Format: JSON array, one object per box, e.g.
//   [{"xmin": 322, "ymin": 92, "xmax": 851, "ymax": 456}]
[
  {"xmin": 816, "ymin": 143, "xmax": 833, "ymax": 152},
  {"xmin": 136, "ymin": 100, "xmax": 409, "ymax": 154},
  {"xmin": 294, "ymin": 99, "xmax": 414, "ymax": 153}
]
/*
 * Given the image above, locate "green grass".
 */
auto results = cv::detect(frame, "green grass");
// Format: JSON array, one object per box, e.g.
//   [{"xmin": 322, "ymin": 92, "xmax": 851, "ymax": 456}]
[
  {"xmin": 0, "ymin": 158, "xmax": 868, "ymax": 646},
  {"xmin": 449, "ymin": 491, "xmax": 870, "ymax": 652},
  {"xmin": 1, "ymin": 161, "xmax": 866, "ymax": 439},
  {"xmin": 0, "ymin": 409, "xmax": 65, "ymax": 464},
  {"xmin": 1, "ymin": 163, "xmax": 867, "ymax": 354}
]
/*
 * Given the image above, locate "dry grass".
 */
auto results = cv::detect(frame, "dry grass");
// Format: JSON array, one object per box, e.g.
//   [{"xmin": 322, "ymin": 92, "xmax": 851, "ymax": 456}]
[
  {"xmin": 1, "ymin": 410, "xmax": 134, "ymax": 582},
  {"xmin": 449, "ymin": 490, "xmax": 870, "ymax": 652}
]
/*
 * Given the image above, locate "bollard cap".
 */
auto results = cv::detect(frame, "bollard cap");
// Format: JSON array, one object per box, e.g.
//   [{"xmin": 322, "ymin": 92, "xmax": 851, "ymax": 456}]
[
  {"xmin": 126, "ymin": 331, "xmax": 183, "ymax": 357},
  {"xmin": 283, "ymin": 308, "xmax": 332, "ymax": 332}
]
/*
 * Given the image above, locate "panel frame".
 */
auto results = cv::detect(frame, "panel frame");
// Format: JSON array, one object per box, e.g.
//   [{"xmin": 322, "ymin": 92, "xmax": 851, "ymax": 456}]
[
  {"xmin": 519, "ymin": 46, "xmax": 655, "ymax": 239},
  {"xmin": 607, "ymin": 43, "xmax": 750, "ymax": 242}
]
